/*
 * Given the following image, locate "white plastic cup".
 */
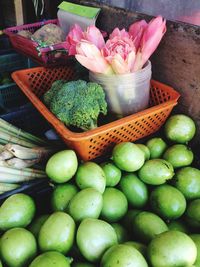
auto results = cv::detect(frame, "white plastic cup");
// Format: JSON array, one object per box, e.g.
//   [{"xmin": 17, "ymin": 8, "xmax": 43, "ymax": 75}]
[{"xmin": 89, "ymin": 61, "xmax": 152, "ymax": 116}]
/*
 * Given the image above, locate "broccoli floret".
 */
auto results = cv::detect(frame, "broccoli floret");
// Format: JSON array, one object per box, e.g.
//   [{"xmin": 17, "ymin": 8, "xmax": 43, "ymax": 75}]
[
  {"xmin": 43, "ymin": 80, "xmax": 66, "ymax": 106},
  {"xmin": 49, "ymin": 80, "xmax": 107, "ymax": 131}
]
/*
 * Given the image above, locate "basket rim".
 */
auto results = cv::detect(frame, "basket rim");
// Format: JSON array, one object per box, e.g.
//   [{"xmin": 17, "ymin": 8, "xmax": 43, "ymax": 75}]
[{"xmin": 12, "ymin": 66, "xmax": 180, "ymax": 141}]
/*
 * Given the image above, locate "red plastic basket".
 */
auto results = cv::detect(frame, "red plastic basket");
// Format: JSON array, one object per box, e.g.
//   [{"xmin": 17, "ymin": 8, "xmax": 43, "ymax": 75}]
[
  {"xmin": 3, "ymin": 19, "xmax": 69, "ymax": 66},
  {"xmin": 12, "ymin": 66, "xmax": 180, "ymax": 161}
]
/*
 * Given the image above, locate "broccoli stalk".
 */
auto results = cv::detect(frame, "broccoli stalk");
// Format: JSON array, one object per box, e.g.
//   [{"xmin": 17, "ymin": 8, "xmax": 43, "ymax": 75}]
[{"xmin": 43, "ymin": 80, "xmax": 107, "ymax": 131}]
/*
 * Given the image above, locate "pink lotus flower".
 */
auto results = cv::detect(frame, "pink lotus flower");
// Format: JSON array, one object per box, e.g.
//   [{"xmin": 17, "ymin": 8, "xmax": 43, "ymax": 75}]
[
  {"xmin": 129, "ymin": 20, "xmax": 148, "ymax": 51},
  {"xmin": 133, "ymin": 16, "xmax": 166, "ymax": 71},
  {"xmin": 75, "ymin": 40, "xmax": 113, "ymax": 74},
  {"xmin": 102, "ymin": 36, "xmax": 136, "ymax": 74},
  {"xmin": 65, "ymin": 16, "xmax": 166, "ymax": 74},
  {"xmin": 65, "ymin": 24, "xmax": 84, "ymax": 56},
  {"xmin": 84, "ymin": 25, "xmax": 105, "ymax": 49}
]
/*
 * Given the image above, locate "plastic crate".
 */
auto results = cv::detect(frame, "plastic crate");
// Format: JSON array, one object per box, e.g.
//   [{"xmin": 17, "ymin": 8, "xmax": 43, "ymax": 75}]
[
  {"xmin": 0, "ymin": 103, "xmax": 50, "ymax": 137},
  {"xmin": 0, "ymin": 53, "xmax": 38, "ymax": 111},
  {"xmin": 0, "ymin": 179, "xmax": 53, "ymax": 213},
  {"xmin": 12, "ymin": 66, "xmax": 180, "ymax": 161},
  {"xmin": 3, "ymin": 19, "xmax": 69, "ymax": 67},
  {"xmin": 0, "ymin": 35, "xmax": 12, "ymax": 55}
]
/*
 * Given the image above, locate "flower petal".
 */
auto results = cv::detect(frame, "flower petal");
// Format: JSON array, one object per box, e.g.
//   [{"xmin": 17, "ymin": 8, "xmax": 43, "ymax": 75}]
[
  {"xmin": 84, "ymin": 25, "xmax": 105, "ymax": 49},
  {"xmin": 109, "ymin": 28, "xmax": 130, "ymax": 39}
]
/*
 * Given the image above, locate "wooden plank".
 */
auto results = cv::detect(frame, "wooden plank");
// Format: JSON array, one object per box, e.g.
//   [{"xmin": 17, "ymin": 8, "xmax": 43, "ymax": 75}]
[{"xmin": 14, "ymin": 0, "xmax": 24, "ymax": 25}]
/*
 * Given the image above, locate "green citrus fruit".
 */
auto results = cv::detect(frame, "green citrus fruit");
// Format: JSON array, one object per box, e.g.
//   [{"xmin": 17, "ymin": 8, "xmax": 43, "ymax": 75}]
[
  {"xmin": 29, "ymin": 251, "xmax": 71, "ymax": 267},
  {"xmin": 51, "ymin": 183, "xmax": 78, "ymax": 211},
  {"xmin": 75, "ymin": 162, "xmax": 106, "ymax": 193},
  {"xmin": 38, "ymin": 211, "xmax": 75, "ymax": 254},
  {"xmin": 0, "ymin": 228, "xmax": 37, "ymax": 267},
  {"xmin": 164, "ymin": 114, "xmax": 196, "ymax": 143},
  {"xmin": 100, "ymin": 244, "xmax": 148, "ymax": 267},
  {"xmin": 185, "ymin": 199, "xmax": 200, "ymax": 228},
  {"xmin": 173, "ymin": 167, "xmax": 200, "ymax": 200},
  {"xmin": 111, "ymin": 223, "xmax": 128, "ymax": 243},
  {"xmin": 100, "ymin": 161, "xmax": 121, "ymax": 187},
  {"xmin": 101, "ymin": 188, "xmax": 128, "ymax": 222},
  {"xmin": 190, "ymin": 234, "xmax": 200, "ymax": 267},
  {"xmin": 46, "ymin": 150, "xmax": 78, "ymax": 183},
  {"xmin": 124, "ymin": 241, "xmax": 147, "ymax": 257},
  {"xmin": 163, "ymin": 144, "xmax": 193, "ymax": 168},
  {"xmin": 147, "ymin": 230, "xmax": 197, "ymax": 267},
  {"xmin": 132, "ymin": 211, "xmax": 168, "ymax": 243},
  {"xmin": 138, "ymin": 159, "xmax": 174, "ymax": 185},
  {"xmin": 119, "ymin": 173, "xmax": 148, "ymax": 208},
  {"xmin": 0, "ymin": 193, "xmax": 36, "ymax": 231},
  {"xmin": 28, "ymin": 214, "xmax": 49, "ymax": 238},
  {"xmin": 146, "ymin": 137, "xmax": 167, "ymax": 159},
  {"xmin": 168, "ymin": 219, "xmax": 188, "ymax": 233},
  {"xmin": 76, "ymin": 218, "xmax": 117, "ymax": 262},
  {"xmin": 150, "ymin": 184, "xmax": 186, "ymax": 220},
  {"xmin": 112, "ymin": 142, "xmax": 145, "ymax": 172},
  {"xmin": 136, "ymin": 144, "xmax": 150, "ymax": 161},
  {"xmin": 68, "ymin": 188, "xmax": 103, "ymax": 222}
]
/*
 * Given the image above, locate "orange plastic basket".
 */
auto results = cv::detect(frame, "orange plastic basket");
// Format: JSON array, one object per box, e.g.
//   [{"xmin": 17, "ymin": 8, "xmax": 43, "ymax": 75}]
[{"xmin": 12, "ymin": 66, "xmax": 180, "ymax": 161}]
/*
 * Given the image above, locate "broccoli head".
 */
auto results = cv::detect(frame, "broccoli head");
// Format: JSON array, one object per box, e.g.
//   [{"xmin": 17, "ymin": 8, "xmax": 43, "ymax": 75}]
[
  {"xmin": 43, "ymin": 80, "xmax": 66, "ymax": 106},
  {"xmin": 48, "ymin": 80, "xmax": 107, "ymax": 131}
]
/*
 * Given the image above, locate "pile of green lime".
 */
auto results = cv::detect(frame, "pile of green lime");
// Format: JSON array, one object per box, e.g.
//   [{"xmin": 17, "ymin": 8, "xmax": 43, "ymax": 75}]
[{"xmin": 0, "ymin": 114, "xmax": 200, "ymax": 267}]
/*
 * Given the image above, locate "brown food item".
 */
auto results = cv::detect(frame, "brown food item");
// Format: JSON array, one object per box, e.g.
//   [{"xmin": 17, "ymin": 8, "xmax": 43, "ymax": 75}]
[
  {"xmin": 17, "ymin": 30, "xmax": 33, "ymax": 39},
  {"xmin": 32, "ymin": 23, "xmax": 65, "ymax": 45}
]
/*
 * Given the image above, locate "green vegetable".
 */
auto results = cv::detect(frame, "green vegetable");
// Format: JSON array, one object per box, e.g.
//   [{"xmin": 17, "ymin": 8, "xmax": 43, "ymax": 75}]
[{"xmin": 44, "ymin": 80, "xmax": 107, "ymax": 131}]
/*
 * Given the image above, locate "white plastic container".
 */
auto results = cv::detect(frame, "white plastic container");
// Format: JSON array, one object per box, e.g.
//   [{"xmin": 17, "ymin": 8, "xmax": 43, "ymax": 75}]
[{"xmin": 89, "ymin": 61, "xmax": 152, "ymax": 116}]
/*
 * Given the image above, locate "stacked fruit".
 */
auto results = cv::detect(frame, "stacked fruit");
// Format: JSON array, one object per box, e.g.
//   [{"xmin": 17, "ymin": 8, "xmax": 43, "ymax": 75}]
[{"xmin": 0, "ymin": 114, "xmax": 199, "ymax": 267}]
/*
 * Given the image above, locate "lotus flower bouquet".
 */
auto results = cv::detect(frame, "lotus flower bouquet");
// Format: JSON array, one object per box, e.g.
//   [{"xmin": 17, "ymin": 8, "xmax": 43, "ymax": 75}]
[{"xmin": 65, "ymin": 16, "xmax": 166, "ymax": 116}]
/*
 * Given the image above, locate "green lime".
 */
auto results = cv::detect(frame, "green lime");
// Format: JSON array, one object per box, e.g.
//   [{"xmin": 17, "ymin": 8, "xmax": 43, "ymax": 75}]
[
  {"xmin": 0, "ymin": 228, "xmax": 37, "ymax": 267},
  {"xmin": 119, "ymin": 173, "xmax": 148, "ymax": 208},
  {"xmin": 46, "ymin": 150, "xmax": 78, "ymax": 183},
  {"xmin": 147, "ymin": 230, "xmax": 197, "ymax": 267},
  {"xmin": 100, "ymin": 161, "xmax": 121, "ymax": 187},
  {"xmin": 163, "ymin": 144, "xmax": 193, "ymax": 168},
  {"xmin": 168, "ymin": 219, "xmax": 188, "ymax": 233},
  {"xmin": 101, "ymin": 244, "xmax": 148, "ymax": 267},
  {"xmin": 190, "ymin": 234, "xmax": 200, "ymax": 267},
  {"xmin": 112, "ymin": 142, "xmax": 145, "ymax": 172},
  {"xmin": 29, "ymin": 251, "xmax": 71, "ymax": 267},
  {"xmin": 124, "ymin": 241, "xmax": 147, "ymax": 257},
  {"xmin": 150, "ymin": 184, "xmax": 186, "ymax": 220},
  {"xmin": 51, "ymin": 183, "xmax": 78, "ymax": 211},
  {"xmin": 38, "ymin": 211, "xmax": 75, "ymax": 254},
  {"xmin": 76, "ymin": 218, "xmax": 117, "ymax": 262},
  {"xmin": 75, "ymin": 162, "xmax": 106, "ymax": 193},
  {"xmin": 101, "ymin": 188, "xmax": 128, "ymax": 223},
  {"xmin": 68, "ymin": 188, "xmax": 103, "ymax": 222},
  {"xmin": 173, "ymin": 167, "xmax": 200, "ymax": 200},
  {"xmin": 0, "ymin": 193, "xmax": 36, "ymax": 231},
  {"xmin": 185, "ymin": 199, "xmax": 200, "ymax": 229},
  {"xmin": 136, "ymin": 144, "xmax": 150, "ymax": 161},
  {"xmin": 28, "ymin": 214, "xmax": 49, "ymax": 238},
  {"xmin": 146, "ymin": 137, "xmax": 167, "ymax": 159},
  {"xmin": 164, "ymin": 114, "xmax": 196, "ymax": 143},
  {"xmin": 132, "ymin": 211, "xmax": 168, "ymax": 243},
  {"xmin": 111, "ymin": 223, "xmax": 128, "ymax": 243},
  {"xmin": 138, "ymin": 159, "xmax": 174, "ymax": 185}
]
